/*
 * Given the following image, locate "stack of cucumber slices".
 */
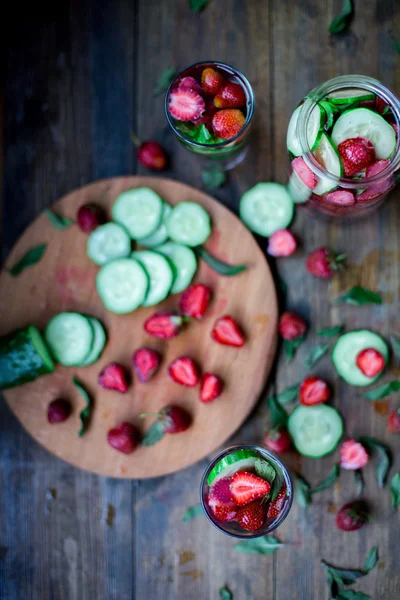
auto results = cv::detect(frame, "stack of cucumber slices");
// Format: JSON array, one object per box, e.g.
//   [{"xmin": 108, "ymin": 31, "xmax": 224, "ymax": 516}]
[{"xmin": 86, "ymin": 187, "xmax": 212, "ymax": 314}]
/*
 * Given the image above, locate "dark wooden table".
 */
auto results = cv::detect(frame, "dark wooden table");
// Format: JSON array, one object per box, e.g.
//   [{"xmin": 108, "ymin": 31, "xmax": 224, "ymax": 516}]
[{"xmin": 1, "ymin": 1, "xmax": 400, "ymax": 598}]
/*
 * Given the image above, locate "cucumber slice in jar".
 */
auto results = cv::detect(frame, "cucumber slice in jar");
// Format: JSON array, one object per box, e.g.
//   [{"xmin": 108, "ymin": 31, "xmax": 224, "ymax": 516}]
[
  {"xmin": 312, "ymin": 133, "xmax": 343, "ymax": 195},
  {"xmin": 166, "ymin": 202, "xmax": 211, "ymax": 247},
  {"xmin": 81, "ymin": 318, "xmax": 107, "ymax": 366},
  {"xmin": 96, "ymin": 258, "xmax": 149, "ymax": 314},
  {"xmin": 332, "ymin": 330, "xmax": 389, "ymax": 386},
  {"xmin": 287, "ymin": 171, "xmax": 312, "ymax": 204},
  {"xmin": 131, "ymin": 250, "xmax": 174, "ymax": 307},
  {"xmin": 286, "ymin": 103, "xmax": 324, "ymax": 157},
  {"xmin": 207, "ymin": 449, "xmax": 260, "ymax": 486},
  {"xmin": 327, "ymin": 89, "xmax": 375, "ymax": 105},
  {"xmin": 87, "ymin": 223, "xmax": 131, "ymax": 266},
  {"xmin": 240, "ymin": 183, "xmax": 294, "ymax": 236},
  {"xmin": 112, "ymin": 187, "xmax": 164, "ymax": 240},
  {"xmin": 331, "ymin": 108, "xmax": 396, "ymax": 159},
  {"xmin": 156, "ymin": 242, "xmax": 197, "ymax": 294},
  {"xmin": 288, "ymin": 404, "xmax": 344, "ymax": 458},
  {"xmin": 45, "ymin": 313, "xmax": 94, "ymax": 366},
  {"xmin": 139, "ymin": 204, "xmax": 172, "ymax": 248}
]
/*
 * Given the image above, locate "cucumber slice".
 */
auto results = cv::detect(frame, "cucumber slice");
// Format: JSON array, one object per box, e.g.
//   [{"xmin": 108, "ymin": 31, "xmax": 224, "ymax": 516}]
[
  {"xmin": 286, "ymin": 104, "xmax": 324, "ymax": 156},
  {"xmin": 332, "ymin": 108, "xmax": 396, "ymax": 159},
  {"xmin": 96, "ymin": 258, "xmax": 149, "ymax": 314},
  {"xmin": 166, "ymin": 202, "xmax": 211, "ymax": 247},
  {"xmin": 288, "ymin": 405, "xmax": 344, "ymax": 458},
  {"xmin": 240, "ymin": 183, "xmax": 294, "ymax": 236},
  {"xmin": 207, "ymin": 449, "xmax": 260, "ymax": 486},
  {"xmin": 45, "ymin": 313, "xmax": 94, "ymax": 366},
  {"xmin": 81, "ymin": 318, "xmax": 107, "ymax": 366},
  {"xmin": 0, "ymin": 325, "xmax": 55, "ymax": 390},
  {"xmin": 87, "ymin": 223, "xmax": 131, "ymax": 266},
  {"xmin": 313, "ymin": 133, "xmax": 343, "ymax": 195},
  {"xmin": 139, "ymin": 204, "xmax": 172, "ymax": 248},
  {"xmin": 287, "ymin": 171, "xmax": 312, "ymax": 204},
  {"xmin": 320, "ymin": 101, "xmax": 337, "ymax": 129},
  {"xmin": 327, "ymin": 90, "xmax": 375, "ymax": 105},
  {"xmin": 332, "ymin": 330, "xmax": 389, "ymax": 386},
  {"xmin": 156, "ymin": 242, "xmax": 197, "ymax": 294},
  {"xmin": 112, "ymin": 187, "xmax": 164, "ymax": 240},
  {"xmin": 131, "ymin": 250, "xmax": 174, "ymax": 307}
]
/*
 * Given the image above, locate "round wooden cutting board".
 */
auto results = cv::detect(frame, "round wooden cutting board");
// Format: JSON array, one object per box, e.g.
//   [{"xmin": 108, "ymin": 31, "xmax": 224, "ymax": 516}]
[{"xmin": 0, "ymin": 177, "xmax": 278, "ymax": 478}]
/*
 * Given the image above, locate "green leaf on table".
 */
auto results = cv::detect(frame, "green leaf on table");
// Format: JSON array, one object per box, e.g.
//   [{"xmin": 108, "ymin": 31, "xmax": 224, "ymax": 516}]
[
  {"xmin": 234, "ymin": 535, "xmax": 282, "ymax": 555},
  {"xmin": 329, "ymin": 0, "xmax": 354, "ymax": 35},
  {"xmin": 389, "ymin": 472, "xmax": 400, "ymax": 508},
  {"xmin": 255, "ymin": 458, "xmax": 276, "ymax": 485},
  {"xmin": 201, "ymin": 166, "xmax": 227, "ymax": 190},
  {"xmin": 295, "ymin": 473, "xmax": 312, "ymax": 508},
  {"xmin": 333, "ymin": 286, "xmax": 382, "ymax": 306},
  {"xmin": 9, "ymin": 244, "xmax": 47, "ymax": 276},
  {"xmin": 73, "ymin": 376, "xmax": 93, "ymax": 437},
  {"xmin": 364, "ymin": 546, "xmax": 379, "ymax": 573},
  {"xmin": 304, "ymin": 343, "xmax": 331, "ymax": 369},
  {"xmin": 390, "ymin": 335, "xmax": 400, "ymax": 364},
  {"xmin": 359, "ymin": 436, "xmax": 391, "ymax": 488},
  {"xmin": 141, "ymin": 421, "xmax": 165, "ymax": 446},
  {"xmin": 183, "ymin": 503, "xmax": 203, "ymax": 522},
  {"xmin": 190, "ymin": 0, "xmax": 209, "ymax": 11},
  {"xmin": 311, "ymin": 464, "xmax": 340, "ymax": 495},
  {"xmin": 321, "ymin": 560, "xmax": 365, "ymax": 587},
  {"xmin": 195, "ymin": 246, "xmax": 247, "ymax": 276},
  {"xmin": 267, "ymin": 396, "xmax": 288, "ymax": 428},
  {"xmin": 354, "ymin": 469, "xmax": 365, "ymax": 497},
  {"xmin": 317, "ymin": 324, "xmax": 344, "ymax": 338},
  {"xmin": 363, "ymin": 381, "xmax": 400, "ymax": 401},
  {"xmin": 278, "ymin": 277, "xmax": 288, "ymax": 295},
  {"xmin": 283, "ymin": 335, "xmax": 306, "ymax": 360},
  {"xmin": 393, "ymin": 38, "xmax": 400, "ymax": 54},
  {"xmin": 276, "ymin": 383, "xmax": 300, "ymax": 404},
  {"xmin": 336, "ymin": 591, "xmax": 371, "ymax": 600},
  {"xmin": 153, "ymin": 66, "xmax": 176, "ymax": 96},
  {"xmin": 45, "ymin": 208, "xmax": 73, "ymax": 230},
  {"xmin": 219, "ymin": 587, "xmax": 233, "ymax": 600}
]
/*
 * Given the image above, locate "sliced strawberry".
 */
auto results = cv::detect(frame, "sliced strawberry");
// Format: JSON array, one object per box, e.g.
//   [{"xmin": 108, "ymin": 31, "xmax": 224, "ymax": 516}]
[
  {"xmin": 267, "ymin": 229, "xmax": 297, "ymax": 257},
  {"xmin": 214, "ymin": 83, "xmax": 246, "ymax": 109},
  {"xmin": 107, "ymin": 422, "xmax": 140, "ymax": 454},
  {"xmin": 179, "ymin": 283, "xmax": 211, "ymax": 319},
  {"xmin": 264, "ymin": 427, "xmax": 291, "ymax": 454},
  {"xmin": 169, "ymin": 356, "xmax": 200, "ymax": 387},
  {"xmin": 144, "ymin": 312, "xmax": 183, "ymax": 339},
  {"xmin": 98, "ymin": 363, "xmax": 129, "ymax": 393},
  {"xmin": 132, "ymin": 348, "xmax": 161, "ymax": 382},
  {"xmin": 267, "ymin": 484, "xmax": 287, "ymax": 519},
  {"xmin": 236, "ymin": 500, "xmax": 266, "ymax": 531},
  {"xmin": 299, "ymin": 376, "xmax": 331, "ymax": 406},
  {"xmin": 200, "ymin": 373, "xmax": 224, "ymax": 403},
  {"xmin": 387, "ymin": 408, "xmax": 400, "ymax": 434},
  {"xmin": 292, "ymin": 157, "xmax": 317, "ymax": 190},
  {"xmin": 48, "ymin": 399, "xmax": 72, "ymax": 424},
  {"xmin": 325, "ymin": 190, "xmax": 355, "ymax": 206},
  {"xmin": 201, "ymin": 67, "xmax": 225, "ymax": 95},
  {"xmin": 306, "ymin": 247, "xmax": 345, "ymax": 279},
  {"xmin": 340, "ymin": 440, "xmax": 369, "ymax": 470},
  {"xmin": 356, "ymin": 348, "xmax": 385, "ymax": 378},
  {"xmin": 279, "ymin": 312, "xmax": 307, "ymax": 341},
  {"xmin": 208, "ymin": 496, "xmax": 237, "ymax": 522},
  {"xmin": 338, "ymin": 136, "xmax": 376, "ymax": 176},
  {"xmin": 168, "ymin": 88, "xmax": 205, "ymax": 122},
  {"xmin": 212, "ymin": 109, "xmax": 246, "ymax": 140},
  {"xmin": 366, "ymin": 159, "xmax": 390, "ymax": 178},
  {"xmin": 209, "ymin": 477, "xmax": 232, "ymax": 503},
  {"xmin": 362, "ymin": 159, "xmax": 393, "ymax": 197},
  {"xmin": 229, "ymin": 471, "xmax": 271, "ymax": 506},
  {"xmin": 357, "ymin": 188, "xmax": 384, "ymax": 202},
  {"xmin": 179, "ymin": 76, "xmax": 203, "ymax": 94},
  {"xmin": 212, "ymin": 316, "xmax": 245, "ymax": 347}
]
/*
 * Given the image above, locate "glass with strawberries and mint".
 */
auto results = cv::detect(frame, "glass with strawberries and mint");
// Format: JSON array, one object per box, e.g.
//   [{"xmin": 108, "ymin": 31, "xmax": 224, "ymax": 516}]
[
  {"xmin": 287, "ymin": 75, "xmax": 400, "ymax": 218},
  {"xmin": 165, "ymin": 61, "xmax": 254, "ymax": 167},
  {"xmin": 200, "ymin": 445, "xmax": 293, "ymax": 538}
]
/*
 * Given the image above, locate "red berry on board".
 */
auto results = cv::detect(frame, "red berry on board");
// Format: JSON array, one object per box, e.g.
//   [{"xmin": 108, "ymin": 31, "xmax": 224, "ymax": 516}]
[
  {"xmin": 236, "ymin": 500, "xmax": 266, "ymax": 531},
  {"xmin": 168, "ymin": 88, "xmax": 205, "ymax": 121},
  {"xmin": 267, "ymin": 484, "xmax": 287, "ymax": 519},
  {"xmin": 336, "ymin": 501, "xmax": 369, "ymax": 531},
  {"xmin": 214, "ymin": 83, "xmax": 246, "ymax": 109},
  {"xmin": 338, "ymin": 136, "xmax": 376, "ymax": 176},
  {"xmin": 264, "ymin": 427, "xmax": 292, "ymax": 454},
  {"xmin": 356, "ymin": 348, "xmax": 385, "ymax": 378},
  {"xmin": 179, "ymin": 283, "xmax": 211, "ymax": 319},
  {"xmin": 137, "ymin": 141, "xmax": 167, "ymax": 171},
  {"xmin": 229, "ymin": 471, "xmax": 271, "ymax": 506},
  {"xmin": 200, "ymin": 373, "xmax": 224, "ymax": 403},
  {"xmin": 98, "ymin": 363, "xmax": 129, "ymax": 393},
  {"xmin": 144, "ymin": 312, "xmax": 183, "ymax": 339},
  {"xmin": 47, "ymin": 399, "xmax": 72, "ymax": 424},
  {"xmin": 279, "ymin": 312, "xmax": 307, "ymax": 341},
  {"xmin": 107, "ymin": 422, "xmax": 140, "ymax": 455},
  {"xmin": 201, "ymin": 67, "xmax": 225, "ymax": 95},
  {"xmin": 306, "ymin": 247, "xmax": 345, "ymax": 279},
  {"xmin": 132, "ymin": 348, "xmax": 161, "ymax": 383},
  {"xmin": 159, "ymin": 404, "xmax": 192, "ymax": 434},
  {"xmin": 212, "ymin": 316, "xmax": 245, "ymax": 347},
  {"xmin": 169, "ymin": 357, "xmax": 200, "ymax": 387},
  {"xmin": 387, "ymin": 408, "xmax": 400, "ymax": 434},
  {"xmin": 340, "ymin": 440, "xmax": 369, "ymax": 470},
  {"xmin": 267, "ymin": 229, "xmax": 297, "ymax": 257},
  {"xmin": 212, "ymin": 109, "xmax": 246, "ymax": 140},
  {"xmin": 299, "ymin": 376, "xmax": 331, "ymax": 406},
  {"xmin": 77, "ymin": 203, "xmax": 106, "ymax": 233}
]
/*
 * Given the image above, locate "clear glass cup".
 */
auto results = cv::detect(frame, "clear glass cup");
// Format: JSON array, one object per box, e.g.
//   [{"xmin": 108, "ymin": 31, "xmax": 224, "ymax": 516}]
[
  {"xmin": 200, "ymin": 444, "xmax": 293, "ymax": 539},
  {"xmin": 287, "ymin": 75, "xmax": 400, "ymax": 218},
  {"xmin": 165, "ymin": 61, "xmax": 255, "ymax": 169}
]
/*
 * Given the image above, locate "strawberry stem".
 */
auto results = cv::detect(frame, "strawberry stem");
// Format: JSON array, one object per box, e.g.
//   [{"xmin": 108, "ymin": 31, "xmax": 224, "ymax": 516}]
[
  {"xmin": 130, "ymin": 130, "xmax": 142, "ymax": 148},
  {"xmin": 139, "ymin": 411, "xmax": 160, "ymax": 419}
]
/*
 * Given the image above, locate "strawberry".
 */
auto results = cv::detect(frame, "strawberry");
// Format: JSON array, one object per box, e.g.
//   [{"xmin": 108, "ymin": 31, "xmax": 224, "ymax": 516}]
[
  {"xmin": 179, "ymin": 283, "xmax": 211, "ymax": 319},
  {"xmin": 179, "ymin": 76, "xmax": 203, "ymax": 94},
  {"xmin": 48, "ymin": 399, "xmax": 72, "ymax": 424},
  {"xmin": 208, "ymin": 497, "xmax": 238, "ymax": 522},
  {"xmin": 340, "ymin": 440, "xmax": 369, "ymax": 470},
  {"xmin": 132, "ymin": 348, "xmax": 161, "ymax": 382},
  {"xmin": 299, "ymin": 376, "xmax": 331, "ymax": 406},
  {"xmin": 209, "ymin": 477, "xmax": 233, "ymax": 503},
  {"xmin": 291, "ymin": 157, "xmax": 317, "ymax": 190},
  {"xmin": 306, "ymin": 247, "xmax": 345, "ymax": 279},
  {"xmin": 107, "ymin": 422, "xmax": 140, "ymax": 454},
  {"xmin": 267, "ymin": 229, "xmax": 297, "ymax": 257},
  {"xmin": 361, "ymin": 159, "xmax": 393, "ymax": 198},
  {"xmin": 214, "ymin": 83, "xmax": 246, "ymax": 109},
  {"xmin": 236, "ymin": 500, "xmax": 266, "ymax": 531},
  {"xmin": 229, "ymin": 471, "xmax": 271, "ymax": 506},
  {"xmin": 212, "ymin": 109, "xmax": 246, "ymax": 140},
  {"xmin": 212, "ymin": 316, "xmax": 245, "ymax": 347},
  {"xmin": 160, "ymin": 405, "xmax": 192, "ymax": 433},
  {"xmin": 200, "ymin": 373, "xmax": 224, "ymax": 403},
  {"xmin": 336, "ymin": 501, "xmax": 369, "ymax": 531},
  {"xmin": 338, "ymin": 136, "xmax": 376, "ymax": 176},
  {"xmin": 325, "ymin": 190, "xmax": 355, "ymax": 206},
  {"xmin": 376, "ymin": 96, "xmax": 389, "ymax": 114},
  {"xmin": 169, "ymin": 357, "xmax": 199, "ymax": 387},
  {"xmin": 264, "ymin": 427, "xmax": 291, "ymax": 454},
  {"xmin": 168, "ymin": 88, "xmax": 205, "ymax": 121},
  {"xmin": 77, "ymin": 203, "xmax": 106, "ymax": 233},
  {"xmin": 366, "ymin": 159, "xmax": 390, "ymax": 178},
  {"xmin": 267, "ymin": 484, "xmax": 287, "ymax": 519},
  {"xmin": 98, "ymin": 363, "xmax": 129, "ymax": 393},
  {"xmin": 144, "ymin": 312, "xmax": 183, "ymax": 339},
  {"xmin": 279, "ymin": 312, "xmax": 307, "ymax": 341},
  {"xmin": 201, "ymin": 67, "xmax": 225, "ymax": 95},
  {"xmin": 356, "ymin": 348, "xmax": 385, "ymax": 378},
  {"xmin": 387, "ymin": 408, "xmax": 400, "ymax": 434},
  {"xmin": 137, "ymin": 141, "xmax": 167, "ymax": 171}
]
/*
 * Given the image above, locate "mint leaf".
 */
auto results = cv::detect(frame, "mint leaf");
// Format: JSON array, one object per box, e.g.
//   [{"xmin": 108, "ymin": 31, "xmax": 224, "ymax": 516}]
[
  {"xmin": 389, "ymin": 472, "xmax": 400, "ymax": 508},
  {"xmin": 190, "ymin": 0, "xmax": 209, "ymax": 11},
  {"xmin": 270, "ymin": 469, "xmax": 284, "ymax": 502},
  {"xmin": 354, "ymin": 469, "xmax": 365, "ymax": 497},
  {"xmin": 202, "ymin": 166, "xmax": 226, "ymax": 189},
  {"xmin": 176, "ymin": 122, "xmax": 221, "ymax": 145},
  {"xmin": 183, "ymin": 503, "xmax": 203, "ymax": 522},
  {"xmin": 234, "ymin": 535, "xmax": 282, "ymax": 555},
  {"xmin": 364, "ymin": 546, "xmax": 378, "ymax": 573},
  {"xmin": 141, "ymin": 421, "xmax": 164, "ymax": 446},
  {"xmin": 9, "ymin": 244, "xmax": 47, "ymax": 276},
  {"xmin": 283, "ymin": 335, "xmax": 306, "ymax": 359},
  {"xmin": 334, "ymin": 286, "xmax": 382, "ymax": 305},
  {"xmin": 219, "ymin": 587, "xmax": 233, "ymax": 600},
  {"xmin": 276, "ymin": 383, "xmax": 299, "ymax": 404},
  {"xmin": 321, "ymin": 560, "xmax": 365, "ymax": 586},
  {"xmin": 390, "ymin": 335, "xmax": 400, "ymax": 364},
  {"xmin": 45, "ymin": 209, "xmax": 73, "ymax": 230},
  {"xmin": 317, "ymin": 324, "xmax": 344, "ymax": 337},
  {"xmin": 363, "ymin": 381, "xmax": 400, "ymax": 401},
  {"xmin": 359, "ymin": 436, "xmax": 391, "ymax": 488},
  {"xmin": 329, "ymin": 0, "xmax": 354, "ymax": 34},
  {"xmin": 195, "ymin": 246, "xmax": 247, "ymax": 276},
  {"xmin": 278, "ymin": 277, "xmax": 287, "ymax": 295},
  {"xmin": 73, "ymin": 376, "xmax": 93, "ymax": 437},
  {"xmin": 153, "ymin": 66, "xmax": 176, "ymax": 96},
  {"xmin": 295, "ymin": 473, "xmax": 312, "ymax": 508},
  {"xmin": 267, "ymin": 396, "xmax": 288, "ymax": 428},
  {"xmin": 311, "ymin": 464, "xmax": 340, "ymax": 494},
  {"xmin": 304, "ymin": 343, "xmax": 331, "ymax": 369},
  {"xmin": 337, "ymin": 591, "xmax": 371, "ymax": 600},
  {"xmin": 255, "ymin": 458, "xmax": 276, "ymax": 485}
]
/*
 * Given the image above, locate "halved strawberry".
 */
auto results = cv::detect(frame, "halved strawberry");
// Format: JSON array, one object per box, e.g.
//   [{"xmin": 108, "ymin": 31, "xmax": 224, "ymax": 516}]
[
  {"xmin": 299, "ymin": 376, "xmax": 331, "ymax": 406},
  {"xmin": 356, "ymin": 348, "xmax": 385, "ymax": 378},
  {"xmin": 267, "ymin": 229, "xmax": 297, "ymax": 257},
  {"xmin": 168, "ymin": 88, "xmax": 205, "ymax": 122},
  {"xmin": 144, "ymin": 312, "xmax": 183, "ymax": 339},
  {"xmin": 200, "ymin": 373, "xmax": 224, "ymax": 403},
  {"xmin": 179, "ymin": 283, "xmax": 211, "ymax": 319},
  {"xmin": 338, "ymin": 136, "xmax": 376, "ymax": 176},
  {"xmin": 325, "ymin": 190, "xmax": 355, "ymax": 206},
  {"xmin": 291, "ymin": 157, "xmax": 317, "ymax": 190},
  {"xmin": 214, "ymin": 83, "xmax": 246, "ymax": 109},
  {"xmin": 236, "ymin": 500, "xmax": 266, "ymax": 531},
  {"xmin": 209, "ymin": 477, "xmax": 232, "ymax": 503},
  {"xmin": 212, "ymin": 109, "xmax": 245, "ymax": 140},
  {"xmin": 201, "ymin": 67, "xmax": 225, "ymax": 95},
  {"xmin": 208, "ymin": 497, "xmax": 237, "ymax": 522},
  {"xmin": 340, "ymin": 440, "xmax": 369, "ymax": 470},
  {"xmin": 179, "ymin": 76, "xmax": 203, "ymax": 94},
  {"xmin": 98, "ymin": 363, "xmax": 129, "ymax": 393},
  {"xmin": 212, "ymin": 316, "xmax": 245, "ymax": 347},
  {"xmin": 229, "ymin": 471, "xmax": 271, "ymax": 506},
  {"xmin": 107, "ymin": 422, "xmax": 140, "ymax": 454},
  {"xmin": 267, "ymin": 484, "xmax": 287, "ymax": 519},
  {"xmin": 169, "ymin": 356, "xmax": 200, "ymax": 387},
  {"xmin": 132, "ymin": 348, "xmax": 161, "ymax": 382}
]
